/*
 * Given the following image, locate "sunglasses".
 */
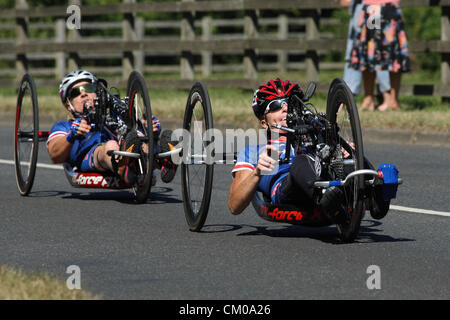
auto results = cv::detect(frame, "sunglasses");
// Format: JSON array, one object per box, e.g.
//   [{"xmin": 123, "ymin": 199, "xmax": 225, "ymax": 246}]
[
  {"xmin": 68, "ymin": 83, "xmax": 97, "ymax": 101},
  {"xmin": 265, "ymin": 98, "xmax": 288, "ymax": 114}
]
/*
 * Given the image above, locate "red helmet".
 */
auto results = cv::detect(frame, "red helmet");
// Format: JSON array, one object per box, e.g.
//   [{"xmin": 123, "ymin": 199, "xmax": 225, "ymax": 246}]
[{"xmin": 252, "ymin": 78, "xmax": 303, "ymax": 119}]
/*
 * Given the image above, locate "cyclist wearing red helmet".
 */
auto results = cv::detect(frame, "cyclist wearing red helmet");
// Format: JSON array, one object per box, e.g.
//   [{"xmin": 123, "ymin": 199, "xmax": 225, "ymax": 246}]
[
  {"xmin": 228, "ymin": 78, "xmax": 348, "ymax": 222},
  {"xmin": 229, "ymin": 78, "xmax": 389, "ymax": 222}
]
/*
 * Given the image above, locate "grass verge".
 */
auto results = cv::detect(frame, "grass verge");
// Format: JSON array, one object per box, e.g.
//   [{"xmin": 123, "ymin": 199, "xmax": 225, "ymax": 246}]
[
  {"xmin": 2, "ymin": 88, "xmax": 448, "ymax": 132},
  {"xmin": 0, "ymin": 265, "xmax": 98, "ymax": 300},
  {"xmin": 1, "ymin": 68, "xmax": 449, "ymax": 132}
]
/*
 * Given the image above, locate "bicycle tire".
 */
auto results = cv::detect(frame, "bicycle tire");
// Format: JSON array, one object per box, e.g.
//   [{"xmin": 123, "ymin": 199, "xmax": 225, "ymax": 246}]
[
  {"xmin": 181, "ymin": 82, "xmax": 214, "ymax": 231},
  {"xmin": 326, "ymin": 78, "xmax": 365, "ymax": 243},
  {"xmin": 126, "ymin": 71, "xmax": 154, "ymax": 204},
  {"xmin": 14, "ymin": 73, "xmax": 39, "ymax": 196}
]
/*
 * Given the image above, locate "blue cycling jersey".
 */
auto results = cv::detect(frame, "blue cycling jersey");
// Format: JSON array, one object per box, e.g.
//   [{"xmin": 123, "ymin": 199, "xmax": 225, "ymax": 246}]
[
  {"xmin": 46, "ymin": 120, "xmax": 115, "ymax": 168},
  {"xmin": 47, "ymin": 116, "xmax": 161, "ymax": 170},
  {"xmin": 231, "ymin": 139, "xmax": 296, "ymax": 199}
]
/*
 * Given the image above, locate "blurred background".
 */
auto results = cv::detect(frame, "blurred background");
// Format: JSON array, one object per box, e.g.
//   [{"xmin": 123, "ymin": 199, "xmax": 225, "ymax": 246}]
[{"xmin": 0, "ymin": 0, "xmax": 448, "ymax": 132}]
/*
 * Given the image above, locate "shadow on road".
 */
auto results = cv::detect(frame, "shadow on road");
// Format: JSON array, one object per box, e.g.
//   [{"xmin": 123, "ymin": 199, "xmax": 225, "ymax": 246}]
[
  {"xmin": 26, "ymin": 187, "xmax": 182, "ymax": 204},
  {"xmin": 200, "ymin": 220, "xmax": 415, "ymax": 244},
  {"xmin": 356, "ymin": 219, "xmax": 415, "ymax": 244}
]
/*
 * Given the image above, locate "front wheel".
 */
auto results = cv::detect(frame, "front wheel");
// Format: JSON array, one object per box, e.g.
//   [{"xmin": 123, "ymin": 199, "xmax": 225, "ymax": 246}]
[
  {"xmin": 15, "ymin": 74, "xmax": 39, "ymax": 196},
  {"xmin": 181, "ymin": 82, "xmax": 214, "ymax": 231},
  {"xmin": 126, "ymin": 71, "xmax": 154, "ymax": 204},
  {"xmin": 326, "ymin": 78, "xmax": 365, "ymax": 243}
]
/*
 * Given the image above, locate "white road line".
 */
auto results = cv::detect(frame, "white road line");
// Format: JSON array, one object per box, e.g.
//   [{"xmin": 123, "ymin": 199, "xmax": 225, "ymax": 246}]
[
  {"xmin": 390, "ymin": 205, "xmax": 450, "ymax": 217},
  {"xmin": 0, "ymin": 159, "xmax": 63, "ymax": 170},
  {"xmin": 0, "ymin": 158, "xmax": 449, "ymax": 217}
]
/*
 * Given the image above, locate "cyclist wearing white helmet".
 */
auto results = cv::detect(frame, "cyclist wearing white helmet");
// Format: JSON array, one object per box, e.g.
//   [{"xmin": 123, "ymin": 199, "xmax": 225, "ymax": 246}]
[
  {"xmin": 47, "ymin": 70, "xmax": 121, "ymax": 174},
  {"xmin": 58, "ymin": 69, "xmax": 98, "ymax": 117},
  {"xmin": 46, "ymin": 70, "xmax": 176, "ymax": 185}
]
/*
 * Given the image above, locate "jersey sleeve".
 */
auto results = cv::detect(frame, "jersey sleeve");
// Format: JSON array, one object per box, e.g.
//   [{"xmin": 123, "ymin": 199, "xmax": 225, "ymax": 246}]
[
  {"xmin": 231, "ymin": 145, "xmax": 261, "ymax": 177},
  {"xmin": 152, "ymin": 115, "xmax": 161, "ymax": 132},
  {"xmin": 46, "ymin": 121, "xmax": 71, "ymax": 148}
]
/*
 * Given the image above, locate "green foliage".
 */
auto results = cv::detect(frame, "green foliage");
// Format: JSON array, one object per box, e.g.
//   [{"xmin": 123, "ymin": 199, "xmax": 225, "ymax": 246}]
[
  {"xmin": 0, "ymin": 0, "xmax": 14, "ymax": 8},
  {"xmin": 402, "ymin": 7, "xmax": 441, "ymax": 41},
  {"xmin": 329, "ymin": 7, "xmax": 350, "ymax": 39},
  {"xmin": 402, "ymin": 7, "xmax": 441, "ymax": 70}
]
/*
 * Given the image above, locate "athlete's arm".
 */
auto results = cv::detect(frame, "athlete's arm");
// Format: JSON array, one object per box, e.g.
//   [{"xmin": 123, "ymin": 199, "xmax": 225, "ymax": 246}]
[
  {"xmin": 48, "ymin": 136, "xmax": 72, "ymax": 163},
  {"xmin": 228, "ymin": 170, "xmax": 261, "ymax": 215},
  {"xmin": 152, "ymin": 116, "xmax": 161, "ymax": 133},
  {"xmin": 228, "ymin": 145, "xmax": 279, "ymax": 215},
  {"xmin": 47, "ymin": 119, "xmax": 91, "ymax": 163}
]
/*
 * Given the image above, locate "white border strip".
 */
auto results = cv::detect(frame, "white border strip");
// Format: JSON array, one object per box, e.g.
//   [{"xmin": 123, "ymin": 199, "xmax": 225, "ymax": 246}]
[
  {"xmin": 390, "ymin": 205, "xmax": 450, "ymax": 217},
  {"xmin": 0, "ymin": 159, "xmax": 63, "ymax": 170}
]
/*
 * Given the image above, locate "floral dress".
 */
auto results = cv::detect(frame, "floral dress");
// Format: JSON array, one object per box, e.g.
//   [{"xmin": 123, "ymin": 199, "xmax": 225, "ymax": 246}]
[{"xmin": 350, "ymin": 1, "xmax": 410, "ymax": 73}]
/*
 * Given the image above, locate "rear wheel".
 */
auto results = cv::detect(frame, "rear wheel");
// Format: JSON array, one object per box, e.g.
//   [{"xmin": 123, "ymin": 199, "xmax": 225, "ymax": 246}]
[
  {"xmin": 181, "ymin": 82, "xmax": 214, "ymax": 231},
  {"xmin": 14, "ymin": 74, "xmax": 39, "ymax": 196},
  {"xmin": 326, "ymin": 78, "xmax": 365, "ymax": 243},
  {"xmin": 126, "ymin": 71, "xmax": 154, "ymax": 204}
]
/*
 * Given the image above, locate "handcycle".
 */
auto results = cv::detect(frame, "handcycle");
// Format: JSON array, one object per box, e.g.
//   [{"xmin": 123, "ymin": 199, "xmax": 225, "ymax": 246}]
[
  {"xmin": 178, "ymin": 78, "xmax": 402, "ymax": 242},
  {"xmin": 14, "ymin": 72, "xmax": 402, "ymax": 242},
  {"xmin": 14, "ymin": 71, "xmax": 180, "ymax": 203}
]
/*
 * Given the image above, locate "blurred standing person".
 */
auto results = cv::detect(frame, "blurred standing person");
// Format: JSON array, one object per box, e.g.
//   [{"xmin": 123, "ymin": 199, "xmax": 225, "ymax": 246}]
[
  {"xmin": 339, "ymin": 0, "xmax": 392, "ymax": 111},
  {"xmin": 350, "ymin": 0, "xmax": 410, "ymax": 111}
]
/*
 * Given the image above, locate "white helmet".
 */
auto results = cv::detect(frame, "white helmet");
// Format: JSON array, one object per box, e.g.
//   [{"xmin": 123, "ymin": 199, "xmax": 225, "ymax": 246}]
[{"xmin": 59, "ymin": 69, "xmax": 98, "ymax": 105}]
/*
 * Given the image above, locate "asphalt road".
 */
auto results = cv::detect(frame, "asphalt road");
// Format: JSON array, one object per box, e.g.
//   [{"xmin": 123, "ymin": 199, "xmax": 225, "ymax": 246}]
[{"xmin": 0, "ymin": 124, "xmax": 449, "ymax": 300}]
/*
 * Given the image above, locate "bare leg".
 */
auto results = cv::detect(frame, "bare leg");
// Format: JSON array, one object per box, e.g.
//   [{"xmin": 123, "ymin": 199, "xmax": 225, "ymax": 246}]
[
  {"xmin": 379, "ymin": 72, "xmax": 401, "ymax": 111},
  {"xmin": 377, "ymin": 91, "xmax": 391, "ymax": 111},
  {"xmin": 361, "ymin": 71, "xmax": 376, "ymax": 111},
  {"xmin": 389, "ymin": 71, "xmax": 401, "ymax": 110},
  {"xmin": 94, "ymin": 140, "xmax": 120, "ymax": 172}
]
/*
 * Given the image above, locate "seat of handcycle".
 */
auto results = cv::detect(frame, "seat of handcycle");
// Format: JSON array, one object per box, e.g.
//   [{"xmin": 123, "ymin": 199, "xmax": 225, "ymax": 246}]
[
  {"xmin": 251, "ymin": 191, "xmax": 332, "ymax": 227},
  {"xmin": 63, "ymin": 163, "xmax": 131, "ymax": 189}
]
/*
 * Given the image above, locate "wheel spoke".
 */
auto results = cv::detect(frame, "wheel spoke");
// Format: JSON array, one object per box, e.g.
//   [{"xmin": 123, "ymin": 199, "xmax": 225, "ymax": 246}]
[
  {"xmin": 15, "ymin": 74, "xmax": 39, "ymax": 196},
  {"xmin": 181, "ymin": 83, "xmax": 214, "ymax": 231},
  {"xmin": 326, "ymin": 79, "xmax": 364, "ymax": 242},
  {"xmin": 126, "ymin": 72, "xmax": 154, "ymax": 203},
  {"xmin": 186, "ymin": 102, "xmax": 208, "ymax": 215}
]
